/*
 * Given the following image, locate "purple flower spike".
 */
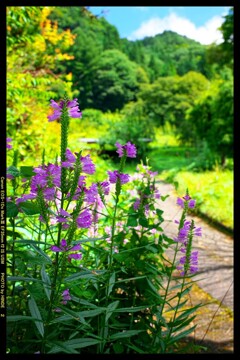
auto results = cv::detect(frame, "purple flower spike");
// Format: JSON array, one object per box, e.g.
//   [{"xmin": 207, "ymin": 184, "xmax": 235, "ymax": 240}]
[
  {"xmin": 61, "ymin": 288, "xmax": 72, "ymax": 305},
  {"xmin": 107, "ymin": 170, "xmax": 130, "ymax": 185},
  {"xmin": 115, "ymin": 141, "xmax": 137, "ymax": 158},
  {"xmin": 188, "ymin": 199, "xmax": 196, "ymax": 209},
  {"xmin": 7, "ymin": 138, "xmax": 12, "ymax": 149},
  {"xmin": 48, "ymin": 98, "xmax": 82, "ymax": 122},
  {"xmin": 81, "ymin": 154, "xmax": 95, "ymax": 175},
  {"xmin": 77, "ymin": 209, "xmax": 92, "ymax": 228},
  {"xmin": 108, "ymin": 170, "xmax": 118, "ymax": 184},
  {"xmin": 176, "ymin": 197, "xmax": 184, "ymax": 208}
]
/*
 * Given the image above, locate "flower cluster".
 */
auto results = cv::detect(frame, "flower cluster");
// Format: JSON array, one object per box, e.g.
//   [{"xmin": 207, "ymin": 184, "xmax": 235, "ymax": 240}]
[
  {"xmin": 107, "ymin": 170, "xmax": 130, "ymax": 185},
  {"xmin": 62, "ymin": 148, "xmax": 95, "ymax": 175},
  {"xmin": 177, "ymin": 194, "xmax": 196, "ymax": 209},
  {"xmin": 48, "ymin": 98, "xmax": 82, "ymax": 122},
  {"xmin": 115, "ymin": 141, "xmax": 137, "ymax": 158},
  {"xmin": 174, "ymin": 194, "xmax": 201, "ymax": 275},
  {"xmin": 54, "ymin": 289, "xmax": 72, "ymax": 312},
  {"xmin": 51, "ymin": 239, "xmax": 82, "ymax": 262}
]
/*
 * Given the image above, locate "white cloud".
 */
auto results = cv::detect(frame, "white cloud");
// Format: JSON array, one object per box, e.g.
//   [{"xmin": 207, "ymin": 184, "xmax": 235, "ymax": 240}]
[
  {"xmin": 127, "ymin": 12, "xmax": 225, "ymax": 45},
  {"xmin": 134, "ymin": 7, "xmax": 149, "ymax": 12}
]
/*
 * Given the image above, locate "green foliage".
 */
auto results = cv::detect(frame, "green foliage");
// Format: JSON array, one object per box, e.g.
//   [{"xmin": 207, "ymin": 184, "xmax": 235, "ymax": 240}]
[
  {"xmin": 100, "ymin": 100, "xmax": 156, "ymax": 158},
  {"xmin": 7, "ymin": 7, "xmax": 76, "ymax": 165},
  {"xmin": 138, "ymin": 71, "xmax": 209, "ymax": 127},
  {"xmin": 7, "ymin": 97, "xmax": 205, "ymax": 354},
  {"xmin": 182, "ymin": 71, "xmax": 233, "ymax": 163},
  {"xmin": 89, "ymin": 49, "xmax": 146, "ymax": 112}
]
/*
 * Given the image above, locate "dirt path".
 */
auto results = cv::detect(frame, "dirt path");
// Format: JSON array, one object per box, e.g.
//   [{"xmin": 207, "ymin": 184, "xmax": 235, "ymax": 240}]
[{"xmin": 155, "ymin": 181, "xmax": 234, "ymax": 353}]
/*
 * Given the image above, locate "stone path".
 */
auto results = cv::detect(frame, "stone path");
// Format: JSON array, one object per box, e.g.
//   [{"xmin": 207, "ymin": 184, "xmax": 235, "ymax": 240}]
[{"xmin": 156, "ymin": 181, "xmax": 234, "ymax": 311}]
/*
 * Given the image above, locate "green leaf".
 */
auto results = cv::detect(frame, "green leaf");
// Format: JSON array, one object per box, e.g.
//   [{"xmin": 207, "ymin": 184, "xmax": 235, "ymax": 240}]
[
  {"xmin": 30, "ymin": 244, "xmax": 52, "ymax": 263},
  {"xmin": 170, "ymin": 315, "xmax": 196, "ymax": 333},
  {"xmin": 6, "ymin": 202, "xmax": 19, "ymax": 218},
  {"xmin": 145, "ymin": 278, "xmax": 164, "ymax": 301},
  {"xmin": 139, "ymin": 216, "xmax": 148, "ymax": 227},
  {"xmin": 47, "ymin": 341, "xmax": 79, "ymax": 354},
  {"xmin": 114, "ymin": 305, "xmax": 153, "ymax": 313},
  {"xmin": 126, "ymin": 214, "xmax": 138, "ymax": 227},
  {"xmin": 6, "ymin": 230, "xmax": 23, "ymax": 238},
  {"xmin": 110, "ymin": 330, "xmax": 144, "ymax": 340},
  {"xmin": 12, "ymin": 239, "xmax": 49, "ymax": 246},
  {"xmin": 64, "ymin": 270, "xmax": 106, "ymax": 282},
  {"xmin": 161, "ymin": 195, "xmax": 170, "ymax": 201},
  {"xmin": 176, "ymin": 303, "xmax": 202, "ymax": 321},
  {"xmin": 7, "ymin": 165, "xmax": 20, "ymax": 177},
  {"xmin": 126, "ymin": 343, "xmax": 145, "ymax": 353},
  {"xmin": 167, "ymin": 325, "xmax": 196, "ymax": 345},
  {"xmin": 49, "ymin": 307, "xmax": 90, "ymax": 327},
  {"xmin": 70, "ymin": 296, "xmax": 99, "ymax": 308},
  {"xmin": 7, "ymin": 276, "xmax": 42, "ymax": 283},
  {"xmin": 115, "ymin": 276, "xmax": 146, "ymax": 283},
  {"xmin": 156, "ymin": 208, "xmax": 164, "ymax": 222},
  {"xmin": 20, "ymin": 166, "xmax": 35, "ymax": 178},
  {"xmin": 41, "ymin": 265, "xmax": 51, "ymax": 300},
  {"xmin": 106, "ymin": 300, "xmax": 119, "ymax": 323},
  {"xmin": 48, "ymin": 338, "xmax": 101, "ymax": 353},
  {"xmin": 28, "ymin": 297, "xmax": 44, "ymax": 337},
  {"xmin": 79, "ymin": 308, "xmax": 106, "ymax": 317},
  {"xmin": 107, "ymin": 272, "xmax": 115, "ymax": 296},
  {"xmin": 113, "ymin": 343, "xmax": 124, "ymax": 353},
  {"xmin": 7, "ymin": 315, "xmax": 43, "ymax": 322},
  {"xmin": 19, "ymin": 201, "xmax": 40, "ymax": 215}
]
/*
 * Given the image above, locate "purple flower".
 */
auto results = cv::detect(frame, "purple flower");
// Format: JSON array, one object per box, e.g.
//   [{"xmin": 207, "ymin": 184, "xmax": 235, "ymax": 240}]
[
  {"xmin": 61, "ymin": 288, "xmax": 72, "ymax": 305},
  {"xmin": 188, "ymin": 199, "xmax": 196, "ymax": 209},
  {"xmin": 81, "ymin": 154, "xmax": 95, "ymax": 175},
  {"xmin": 62, "ymin": 148, "xmax": 76, "ymax": 168},
  {"xmin": 51, "ymin": 239, "xmax": 82, "ymax": 262},
  {"xmin": 84, "ymin": 183, "xmax": 98, "ymax": 204},
  {"xmin": 177, "ymin": 250, "xmax": 199, "ymax": 275},
  {"xmin": 16, "ymin": 193, "xmax": 37, "ymax": 205},
  {"xmin": 56, "ymin": 208, "xmax": 71, "ymax": 224},
  {"xmin": 48, "ymin": 98, "xmax": 82, "ymax": 122},
  {"xmin": 177, "ymin": 194, "xmax": 196, "ymax": 209},
  {"xmin": 176, "ymin": 197, "xmax": 184, "ymax": 208},
  {"xmin": 7, "ymin": 138, "xmax": 12, "ymax": 149},
  {"xmin": 134, "ymin": 198, "xmax": 141, "ymax": 211},
  {"xmin": 31, "ymin": 164, "xmax": 61, "ymax": 196},
  {"xmin": 119, "ymin": 173, "xmax": 130, "ymax": 184},
  {"xmin": 115, "ymin": 141, "xmax": 137, "ymax": 158},
  {"xmin": 76, "ymin": 209, "xmax": 92, "ymax": 228},
  {"xmin": 174, "ymin": 220, "xmax": 191, "ymax": 243},
  {"xmin": 107, "ymin": 170, "xmax": 130, "ymax": 185},
  {"xmin": 108, "ymin": 170, "xmax": 118, "ymax": 184},
  {"xmin": 99, "ymin": 181, "xmax": 110, "ymax": 195}
]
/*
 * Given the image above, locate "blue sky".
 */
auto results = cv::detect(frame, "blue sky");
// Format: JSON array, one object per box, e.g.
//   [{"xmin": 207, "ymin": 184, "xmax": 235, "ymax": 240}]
[{"xmin": 89, "ymin": 6, "xmax": 232, "ymax": 45}]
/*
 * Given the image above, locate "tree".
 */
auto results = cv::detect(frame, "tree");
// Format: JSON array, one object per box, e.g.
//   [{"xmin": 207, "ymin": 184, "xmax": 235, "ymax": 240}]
[
  {"xmin": 183, "ymin": 71, "xmax": 233, "ymax": 164},
  {"xmin": 7, "ymin": 6, "xmax": 76, "ymax": 162},
  {"xmin": 91, "ymin": 49, "xmax": 145, "ymax": 112},
  {"xmin": 138, "ymin": 71, "xmax": 209, "ymax": 127}
]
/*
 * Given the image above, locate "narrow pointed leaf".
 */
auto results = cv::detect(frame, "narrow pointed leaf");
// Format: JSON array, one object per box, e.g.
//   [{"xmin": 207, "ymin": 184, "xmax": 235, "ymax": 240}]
[
  {"xmin": 41, "ymin": 265, "xmax": 51, "ymax": 300},
  {"xmin": 28, "ymin": 297, "xmax": 44, "ymax": 337},
  {"xmin": 107, "ymin": 272, "xmax": 115, "ymax": 296},
  {"xmin": 110, "ymin": 330, "xmax": 144, "ymax": 340}
]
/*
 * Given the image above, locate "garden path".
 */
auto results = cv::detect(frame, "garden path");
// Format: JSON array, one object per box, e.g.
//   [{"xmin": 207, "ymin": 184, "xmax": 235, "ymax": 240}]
[
  {"xmin": 155, "ymin": 181, "xmax": 234, "ymax": 311},
  {"xmin": 155, "ymin": 181, "xmax": 234, "ymax": 352}
]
